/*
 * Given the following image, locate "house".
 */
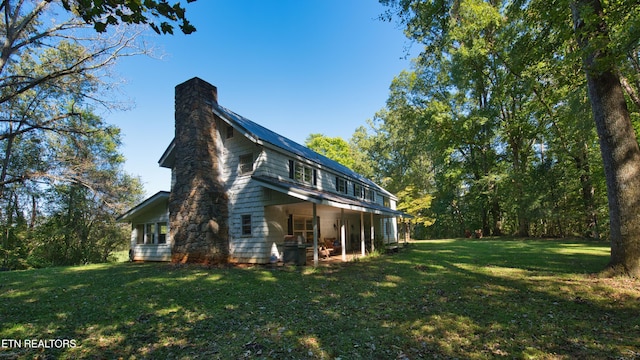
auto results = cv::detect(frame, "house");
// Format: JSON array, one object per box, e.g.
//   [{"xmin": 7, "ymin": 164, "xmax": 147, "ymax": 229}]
[{"xmin": 118, "ymin": 77, "xmax": 408, "ymax": 265}]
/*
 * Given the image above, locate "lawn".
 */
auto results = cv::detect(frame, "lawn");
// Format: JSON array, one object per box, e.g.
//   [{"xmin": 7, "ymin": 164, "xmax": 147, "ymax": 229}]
[{"xmin": 1, "ymin": 238, "xmax": 639, "ymax": 359}]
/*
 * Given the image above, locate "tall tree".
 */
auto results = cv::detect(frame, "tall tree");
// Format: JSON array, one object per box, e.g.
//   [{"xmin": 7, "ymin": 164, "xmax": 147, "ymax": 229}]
[
  {"xmin": 380, "ymin": 0, "xmax": 639, "ymax": 275},
  {"xmin": 571, "ymin": 0, "xmax": 640, "ymax": 276},
  {"xmin": 29, "ymin": 110, "xmax": 142, "ymax": 267},
  {"xmin": 1, "ymin": 1, "xmax": 145, "ymax": 197},
  {"xmin": 0, "ymin": 0, "xmax": 153, "ymax": 268}
]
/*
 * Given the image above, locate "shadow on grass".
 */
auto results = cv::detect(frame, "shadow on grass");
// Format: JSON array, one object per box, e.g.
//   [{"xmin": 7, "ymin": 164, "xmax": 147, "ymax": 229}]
[{"xmin": 1, "ymin": 238, "xmax": 638, "ymax": 359}]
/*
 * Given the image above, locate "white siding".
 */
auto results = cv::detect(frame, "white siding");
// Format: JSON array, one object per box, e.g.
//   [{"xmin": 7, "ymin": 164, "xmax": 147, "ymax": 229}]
[
  {"xmin": 129, "ymin": 203, "xmax": 171, "ymax": 262},
  {"xmin": 219, "ymin": 118, "xmax": 271, "ymax": 263},
  {"xmin": 213, "ymin": 116, "xmax": 400, "ymax": 263}
]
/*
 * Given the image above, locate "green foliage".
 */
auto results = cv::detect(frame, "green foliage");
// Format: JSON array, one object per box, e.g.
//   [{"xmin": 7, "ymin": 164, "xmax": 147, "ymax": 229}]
[
  {"xmin": 0, "ymin": 4, "xmax": 144, "ymax": 268},
  {"xmin": 1, "ymin": 239, "xmax": 637, "ymax": 359},
  {"xmin": 0, "ymin": 109, "xmax": 143, "ymax": 268},
  {"xmin": 396, "ymin": 185, "xmax": 435, "ymax": 228},
  {"xmin": 61, "ymin": 0, "xmax": 197, "ymax": 34},
  {"xmin": 304, "ymin": 133, "xmax": 357, "ymax": 170},
  {"xmin": 365, "ymin": 0, "xmax": 640, "ymax": 240}
]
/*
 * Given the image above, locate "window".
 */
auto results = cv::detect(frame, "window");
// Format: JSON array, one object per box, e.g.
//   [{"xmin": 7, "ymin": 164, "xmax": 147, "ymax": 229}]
[
  {"xmin": 158, "ymin": 222, "xmax": 168, "ymax": 244},
  {"xmin": 383, "ymin": 196, "xmax": 390, "ymax": 207},
  {"xmin": 336, "ymin": 177, "xmax": 348, "ymax": 194},
  {"xmin": 145, "ymin": 223, "xmax": 155, "ymax": 244},
  {"xmin": 293, "ymin": 215, "xmax": 320, "ymax": 243},
  {"xmin": 136, "ymin": 222, "xmax": 167, "ymax": 245},
  {"xmin": 241, "ymin": 215, "xmax": 252, "ymax": 236},
  {"xmin": 239, "ymin": 153, "xmax": 253, "ymax": 174},
  {"xmin": 136, "ymin": 224, "xmax": 144, "ymax": 244},
  {"xmin": 295, "ymin": 163, "xmax": 312, "ymax": 183},
  {"xmin": 226, "ymin": 125, "xmax": 234, "ymax": 139},
  {"xmin": 289, "ymin": 160, "xmax": 316, "ymax": 185},
  {"xmin": 354, "ymin": 183, "xmax": 364, "ymax": 199},
  {"xmin": 366, "ymin": 188, "xmax": 376, "ymax": 202}
]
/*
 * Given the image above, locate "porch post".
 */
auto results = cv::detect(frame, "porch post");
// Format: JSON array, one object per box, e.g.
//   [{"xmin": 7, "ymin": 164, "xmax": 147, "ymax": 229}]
[
  {"xmin": 313, "ymin": 203, "xmax": 318, "ymax": 267},
  {"xmin": 370, "ymin": 213, "xmax": 375, "ymax": 253},
  {"xmin": 360, "ymin": 212, "xmax": 365, "ymax": 257},
  {"xmin": 340, "ymin": 209, "xmax": 346, "ymax": 262}
]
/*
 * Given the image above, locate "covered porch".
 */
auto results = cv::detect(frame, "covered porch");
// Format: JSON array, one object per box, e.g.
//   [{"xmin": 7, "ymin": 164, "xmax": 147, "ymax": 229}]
[{"xmin": 255, "ymin": 176, "xmax": 410, "ymax": 267}]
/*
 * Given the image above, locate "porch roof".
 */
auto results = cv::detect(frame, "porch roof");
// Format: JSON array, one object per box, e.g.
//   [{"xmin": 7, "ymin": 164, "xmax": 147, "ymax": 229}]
[
  {"xmin": 116, "ymin": 191, "xmax": 169, "ymax": 222},
  {"xmin": 253, "ymin": 175, "xmax": 412, "ymax": 218}
]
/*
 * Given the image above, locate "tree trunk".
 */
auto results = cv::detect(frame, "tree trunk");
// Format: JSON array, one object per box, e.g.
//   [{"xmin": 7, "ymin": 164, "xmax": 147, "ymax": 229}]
[{"xmin": 572, "ymin": 0, "xmax": 640, "ymax": 276}]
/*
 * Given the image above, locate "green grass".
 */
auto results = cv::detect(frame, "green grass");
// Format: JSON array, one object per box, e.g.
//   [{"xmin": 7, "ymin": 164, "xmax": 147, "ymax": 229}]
[{"xmin": 1, "ymin": 238, "xmax": 639, "ymax": 359}]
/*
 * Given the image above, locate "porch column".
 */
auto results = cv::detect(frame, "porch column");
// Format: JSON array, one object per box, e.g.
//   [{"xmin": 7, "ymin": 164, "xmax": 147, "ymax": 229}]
[
  {"xmin": 313, "ymin": 203, "xmax": 318, "ymax": 267},
  {"xmin": 340, "ymin": 209, "xmax": 346, "ymax": 262},
  {"xmin": 360, "ymin": 212, "xmax": 365, "ymax": 257},
  {"xmin": 370, "ymin": 213, "xmax": 375, "ymax": 253}
]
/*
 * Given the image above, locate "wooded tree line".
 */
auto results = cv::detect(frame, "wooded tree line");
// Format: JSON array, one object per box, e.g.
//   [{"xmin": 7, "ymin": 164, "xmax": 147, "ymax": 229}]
[
  {"xmin": 343, "ymin": 0, "xmax": 639, "ymax": 274},
  {"xmin": 0, "ymin": 0, "xmax": 194, "ymax": 269}
]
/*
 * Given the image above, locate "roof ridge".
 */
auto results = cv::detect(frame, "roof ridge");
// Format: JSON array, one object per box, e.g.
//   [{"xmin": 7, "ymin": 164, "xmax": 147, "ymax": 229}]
[{"xmin": 214, "ymin": 104, "xmax": 391, "ymax": 195}]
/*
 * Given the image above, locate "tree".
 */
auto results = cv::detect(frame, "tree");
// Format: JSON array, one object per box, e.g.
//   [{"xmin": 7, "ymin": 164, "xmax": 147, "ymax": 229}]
[
  {"xmin": 0, "ymin": 1, "xmax": 147, "ymax": 268},
  {"xmin": 59, "ymin": 0, "xmax": 197, "ymax": 34},
  {"xmin": 28, "ymin": 110, "xmax": 142, "ymax": 266},
  {"xmin": 305, "ymin": 133, "xmax": 357, "ymax": 170},
  {"xmin": 380, "ymin": 0, "xmax": 640, "ymax": 275},
  {"xmin": 396, "ymin": 185, "xmax": 435, "ymax": 239},
  {"xmin": 571, "ymin": 0, "xmax": 640, "ymax": 276}
]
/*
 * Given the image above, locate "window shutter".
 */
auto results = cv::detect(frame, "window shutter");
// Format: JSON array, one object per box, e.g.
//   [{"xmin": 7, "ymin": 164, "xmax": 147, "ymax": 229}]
[
  {"xmin": 288, "ymin": 160, "xmax": 294, "ymax": 179},
  {"xmin": 335, "ymin": 176, "xmax": 339, "ymax": 191},
  {"xmin": 287, "ymin": 214, "xmax": 293, "ymax": 235},
  {"xmin": 313, "ymin": 169, "xmax": 317, "ymax": 186}
]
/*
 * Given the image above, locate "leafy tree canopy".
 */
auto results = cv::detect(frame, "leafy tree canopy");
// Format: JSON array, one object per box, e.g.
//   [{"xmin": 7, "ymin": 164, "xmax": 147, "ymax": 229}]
[
  {"xmin": 60, "ymin": 0, "xmax": 197, "ymax": 34},
  {"xmin": 305, "ymin": 133, "xmax": 356, "ymax": 170}
]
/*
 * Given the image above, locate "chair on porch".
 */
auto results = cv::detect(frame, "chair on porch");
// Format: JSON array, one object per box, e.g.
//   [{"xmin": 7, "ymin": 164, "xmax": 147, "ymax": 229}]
[{"xmin": 323, "ymin": 238, "xmax": 341, "ymax": 256}]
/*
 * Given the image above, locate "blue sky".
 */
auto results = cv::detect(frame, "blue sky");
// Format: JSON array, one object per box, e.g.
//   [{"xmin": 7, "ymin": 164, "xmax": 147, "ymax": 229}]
[{"xmin": 108, "ymin": 0, "xmax": 416, "ymax": 197}]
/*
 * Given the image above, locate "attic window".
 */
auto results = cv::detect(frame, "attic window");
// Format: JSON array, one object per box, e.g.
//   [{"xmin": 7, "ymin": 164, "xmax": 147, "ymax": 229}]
[
  {"xmin": 239, "ymin": 153, "xmax": 253, "ymax": 174},
  {"xmin": 226, "ymin": 125, "xmax": 234, "ymax": 139}
]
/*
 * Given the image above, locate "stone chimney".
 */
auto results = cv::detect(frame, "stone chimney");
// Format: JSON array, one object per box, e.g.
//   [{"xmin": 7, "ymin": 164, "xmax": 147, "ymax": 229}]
[{"xmin": 169, "ymin": 77, "xmax": 229, "ymax": 264}]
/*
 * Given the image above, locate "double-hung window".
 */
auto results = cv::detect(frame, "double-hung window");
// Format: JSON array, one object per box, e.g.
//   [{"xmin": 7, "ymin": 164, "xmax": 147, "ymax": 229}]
[
  {"xmin": 336, "ymin": 177, "xmax": 348, "ymax": 194},
  {"xmin": 158, "ymin": 223, "xmax": 168, "ymax": 244},
  {"xmin": 288, "ymin": 160, "xmax": 317, "ymax": 185},
  {"xmin": 365, "ymin": 188, "xmax": 376, "ymax": 202},
  {"xmin": 295, "ymin": 163, "xmax": 312, "ymax": 183},
  {"xmin": 241, "ymin": 215, "xmax": 252, "ymax": 236},
  {"xmin": 354, "ymin": 183, "xmax": 364, "ymax": 199}
]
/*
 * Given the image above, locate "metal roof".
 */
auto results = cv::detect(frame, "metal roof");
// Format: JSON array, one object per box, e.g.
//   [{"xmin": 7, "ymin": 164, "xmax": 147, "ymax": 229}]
[{"xmin": 212, "ymin": 104, "xmax": 393, "ymax": 197}]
